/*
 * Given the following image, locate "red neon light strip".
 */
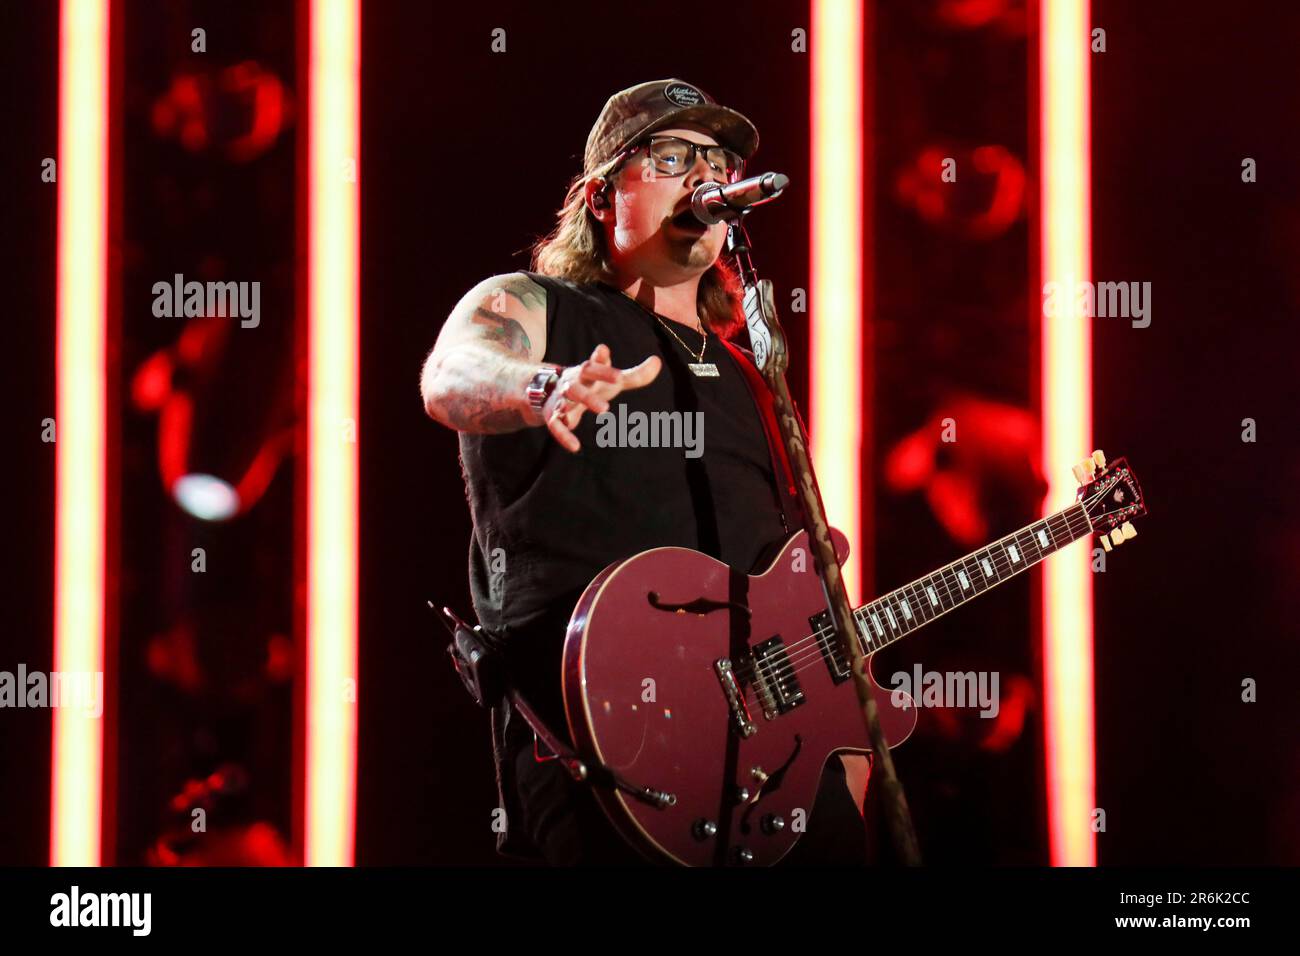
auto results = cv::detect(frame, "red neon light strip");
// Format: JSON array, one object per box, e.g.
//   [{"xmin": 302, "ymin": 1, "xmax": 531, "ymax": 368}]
[
  {"xmin": 52, "ymin": 0, "xmax": 109, "ymax": 868},
  {"xmin": 811, "ymin": 0, "xmax": 864, "ymax": 605},
  {"xmin": 306, "ymin": 0, "xmax": 360, "ymax": 867},
  {"xmin": 1040, "ymin": 0, "xmax": 1094, "ymax": 867}
]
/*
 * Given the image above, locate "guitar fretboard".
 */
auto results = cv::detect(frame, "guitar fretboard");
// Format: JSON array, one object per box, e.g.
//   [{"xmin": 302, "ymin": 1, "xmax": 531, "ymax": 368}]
[{"xmin": 813, "ymin": 503, "xmax": 1093, "ymax": 657}]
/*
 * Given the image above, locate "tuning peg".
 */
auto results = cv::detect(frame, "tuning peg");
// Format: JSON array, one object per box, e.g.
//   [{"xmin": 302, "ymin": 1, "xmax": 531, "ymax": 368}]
[
  {"xmin": 1121, "ymin": 521, "xmax": 1137, "ymax": 540},
  {"xmin": 1100, "ymin": 535, "xmax": 1113, "ymax": 552},
  {"xmin": 1085, "ymin": 457, "xmax": 1097, "ymax": 477},
  {"xmin": 1110, "ymin": 528, "xmax": 1124, "ymax": 547},
  {"xmin": 1092, "ymin": 449, "xmax": 1106, "ymax": 469},
  {"xmin": 1072, "ymin": 462, "xmax": 1089, "ymax": 484}
]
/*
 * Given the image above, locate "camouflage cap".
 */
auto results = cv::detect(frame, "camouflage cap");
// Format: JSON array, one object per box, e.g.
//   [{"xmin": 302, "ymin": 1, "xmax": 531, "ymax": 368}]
[{"xmin": 583, "ymin": 78, "xmax": 759, "ymax": 175}]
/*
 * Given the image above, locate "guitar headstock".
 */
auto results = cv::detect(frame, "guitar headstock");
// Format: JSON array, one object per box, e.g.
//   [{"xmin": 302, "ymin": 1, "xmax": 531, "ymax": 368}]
[{"xmin": 1072, "ymin": 450, "xmax": 1146, "ymax": 552}]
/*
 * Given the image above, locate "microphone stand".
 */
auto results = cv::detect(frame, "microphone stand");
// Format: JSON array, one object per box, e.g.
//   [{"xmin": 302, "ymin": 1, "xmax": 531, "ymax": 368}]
[{"xmin": 726, "ymin": 214, "xmax": 922, "ymax": 866}]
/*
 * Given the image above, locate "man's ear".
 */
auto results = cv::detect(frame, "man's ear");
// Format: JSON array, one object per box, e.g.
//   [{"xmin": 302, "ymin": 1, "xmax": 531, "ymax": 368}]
[{"xmin": 585, "ymin": 176, "xmax": 611, "ymax": 216}]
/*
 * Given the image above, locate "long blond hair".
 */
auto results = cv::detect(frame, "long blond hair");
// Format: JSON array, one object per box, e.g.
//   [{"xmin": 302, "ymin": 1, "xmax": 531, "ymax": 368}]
[{"xmin": 530, "ymin": 164, "xmax": 747, "ymax": 340}]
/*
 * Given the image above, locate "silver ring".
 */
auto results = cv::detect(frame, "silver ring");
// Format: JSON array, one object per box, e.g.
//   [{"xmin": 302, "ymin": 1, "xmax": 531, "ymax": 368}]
[{"xmin": 549, "ymin": 383, "xmax": 574, "ymax": 420}]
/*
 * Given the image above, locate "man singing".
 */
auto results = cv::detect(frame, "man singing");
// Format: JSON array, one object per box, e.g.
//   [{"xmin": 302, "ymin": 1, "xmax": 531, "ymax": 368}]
[{"xmin": 421, "ymin": 78, "xmax": 870, "ymax": 865}]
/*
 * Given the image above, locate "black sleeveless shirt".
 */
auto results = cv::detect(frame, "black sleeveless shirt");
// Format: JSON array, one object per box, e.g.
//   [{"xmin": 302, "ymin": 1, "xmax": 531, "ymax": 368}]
[{"xmin": 458, "ymin": 272, "xmax": 791, "ymax": 710}]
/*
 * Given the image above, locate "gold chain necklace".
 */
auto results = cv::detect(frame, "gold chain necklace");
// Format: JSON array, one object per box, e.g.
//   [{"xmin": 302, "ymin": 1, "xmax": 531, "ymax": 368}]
[
  {"xmin": 611, "ymin": 285, "xmax": 720, "ymax": 377},
  {"xmin": 653, "ymin": 314, "xmax": 707, "ymax": 363}
]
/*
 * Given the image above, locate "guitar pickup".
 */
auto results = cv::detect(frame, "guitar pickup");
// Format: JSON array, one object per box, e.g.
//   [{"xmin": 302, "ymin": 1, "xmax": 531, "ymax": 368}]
[
  {"xmin": 750, "ymin": 636, "xmax": 805, "ymax": 717},
  {"xmin": 807, "ymin": 610, "xmax": 852, "ymax": 685}
]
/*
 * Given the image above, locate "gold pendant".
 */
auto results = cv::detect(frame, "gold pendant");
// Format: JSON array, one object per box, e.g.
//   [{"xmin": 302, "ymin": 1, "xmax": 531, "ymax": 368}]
[{"xmin": 689, "ymin": 362, "xmax": 720, "ymax": 378}]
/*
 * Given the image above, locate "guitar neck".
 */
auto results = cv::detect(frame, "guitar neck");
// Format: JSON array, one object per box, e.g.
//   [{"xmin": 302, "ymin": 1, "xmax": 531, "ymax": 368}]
[{"xmin": 850, "ymin": 503, "xmax": 1093, "ymax": 654}]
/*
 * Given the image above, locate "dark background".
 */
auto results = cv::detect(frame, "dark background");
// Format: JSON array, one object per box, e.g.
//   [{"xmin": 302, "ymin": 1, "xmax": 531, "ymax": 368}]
[{"xmin": 3, "ymin": 0, "xmax": 1297, "ymax": 866}]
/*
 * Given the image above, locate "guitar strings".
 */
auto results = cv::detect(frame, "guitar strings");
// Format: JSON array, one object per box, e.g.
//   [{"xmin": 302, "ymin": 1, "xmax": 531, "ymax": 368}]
[
  {"xmin": 743, "ymin": 505, "xmax": 1095, "ymax": 706},
  {"xmin": 794, "ymin": 506, "xmax": 1089, "ymax": 666},
  {"xmin": 739, "ymin": 501, "xmax": 1104, "ymax": 710},
  {"xmin": 743, "ymin": 510, "xmax": 1089, "ymax": 710},
  {"xmin": 750, "ymin": 506, "xmax": 1093, "ymax": 692}
]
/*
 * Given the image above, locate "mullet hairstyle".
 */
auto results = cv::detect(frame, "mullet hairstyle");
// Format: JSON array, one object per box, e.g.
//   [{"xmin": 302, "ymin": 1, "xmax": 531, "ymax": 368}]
[{"xmin": 530, "ymin": 162, "xmax": 748, "ymax": 340}]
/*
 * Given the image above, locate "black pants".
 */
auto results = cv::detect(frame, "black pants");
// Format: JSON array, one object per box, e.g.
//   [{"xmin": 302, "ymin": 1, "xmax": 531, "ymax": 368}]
[{"xmin": 511, "ymin": 737, "xmax": 870, "ymax": 866}]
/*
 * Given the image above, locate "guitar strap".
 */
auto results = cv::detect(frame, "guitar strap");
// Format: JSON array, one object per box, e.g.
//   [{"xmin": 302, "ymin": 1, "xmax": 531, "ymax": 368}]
[{"xmin": 717, "ymin": 337, "xmax": 808, "ymax": 536}]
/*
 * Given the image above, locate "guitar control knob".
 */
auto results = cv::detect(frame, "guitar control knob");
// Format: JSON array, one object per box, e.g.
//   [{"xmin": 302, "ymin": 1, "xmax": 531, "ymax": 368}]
[
  {"xmin": 761, "ymin": 814, "xmax": 785, "ymax": 834},
  {"xmin": 734, "ymin": 787, "xmax": 751, "ymax": 804},
  {"xmin": 693, "ymin": 819, "xmax": 718, "ymax": 840},
  {"xmin": 735, "ymin": 848, "xmax": 754, "ymax": 865}
]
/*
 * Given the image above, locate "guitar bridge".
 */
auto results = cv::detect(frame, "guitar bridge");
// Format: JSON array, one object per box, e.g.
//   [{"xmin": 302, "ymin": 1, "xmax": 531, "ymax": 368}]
[{"xmin": 714, "ymin": 659, "xmax": 757, "ymax": 738}]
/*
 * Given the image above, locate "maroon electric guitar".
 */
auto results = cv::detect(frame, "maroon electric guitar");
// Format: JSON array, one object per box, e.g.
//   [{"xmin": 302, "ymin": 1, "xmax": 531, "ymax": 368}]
[{"xmin": 561, "ymin": 451, "xmax": 1145, "ymax": 866}]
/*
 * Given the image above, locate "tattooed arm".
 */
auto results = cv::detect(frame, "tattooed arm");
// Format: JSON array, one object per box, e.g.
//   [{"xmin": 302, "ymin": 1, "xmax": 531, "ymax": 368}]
[
  {"xmin": 421, "ymin": 273, "xmax": 552, "ymax": 433},
  {"xmin": 422, "ymin": 272, "xmax": 663, "ymax": 450}
]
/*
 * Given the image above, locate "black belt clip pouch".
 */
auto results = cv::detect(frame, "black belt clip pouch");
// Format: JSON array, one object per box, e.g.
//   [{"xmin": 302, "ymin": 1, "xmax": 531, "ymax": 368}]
[{"xmin": 432, "ymin": 602, "xmax": 505, "ymax": 709}]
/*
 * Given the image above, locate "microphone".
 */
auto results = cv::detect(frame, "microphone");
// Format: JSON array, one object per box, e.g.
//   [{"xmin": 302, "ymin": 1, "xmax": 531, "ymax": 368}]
[{"xmin": 690, "ymin": 172, "xmax": 790, "ymax": 225}]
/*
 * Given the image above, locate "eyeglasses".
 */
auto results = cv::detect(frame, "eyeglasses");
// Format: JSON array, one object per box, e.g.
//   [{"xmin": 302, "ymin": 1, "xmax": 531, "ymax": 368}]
[{"xmin": 616, "ymin": 135, "xmax": 746, "ymax": 184}]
